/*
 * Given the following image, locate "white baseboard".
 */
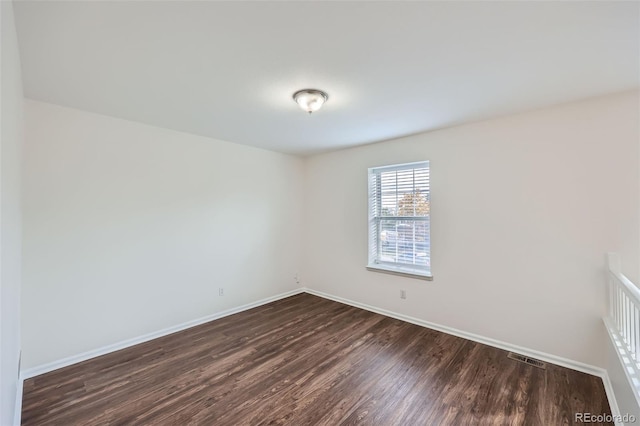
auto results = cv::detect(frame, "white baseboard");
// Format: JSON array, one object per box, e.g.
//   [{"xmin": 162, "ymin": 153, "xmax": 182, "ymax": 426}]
[
  {"xmin": 14, "ymin": 371, "xmax": 24, "ymax": 426},
  {"xmin": 302, "ymin": 287, "xmax": 622, "ymax": 418},
  {"xmin": 21, "ymin": 288, "xmax": 304, "ymax": 380},
  {"xmin": 302, "ymin": 287, "xmax": 604, "ymax": 376},
  {"xmin": 601, "ymin": 370, "xmax": 623, "ymax": 426}
]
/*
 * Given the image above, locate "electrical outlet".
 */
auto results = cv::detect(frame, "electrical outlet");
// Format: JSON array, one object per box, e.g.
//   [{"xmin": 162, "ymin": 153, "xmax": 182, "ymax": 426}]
[
  {"xmin": 219, "ymin": 288, "xmax": 224, "ymax": 296},
  {"xmin": 400, "ymin": 290, "xmax": 406, "ymax": 299},
  {"xmin": 294, "ymin": 273, "xmax": 300, "ymax": 284}
]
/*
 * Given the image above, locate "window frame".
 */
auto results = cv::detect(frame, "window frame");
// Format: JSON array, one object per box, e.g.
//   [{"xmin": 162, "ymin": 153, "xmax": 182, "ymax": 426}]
[{"xmin": 367, "ymin": 161, "xmax": 432, "ymax": 280}]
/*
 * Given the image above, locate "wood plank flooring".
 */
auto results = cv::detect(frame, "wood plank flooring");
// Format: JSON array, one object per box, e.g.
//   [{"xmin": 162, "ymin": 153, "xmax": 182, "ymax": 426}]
[{"xmin": 22, "ymin": 293, "xmax": 612, "ymax": 425}]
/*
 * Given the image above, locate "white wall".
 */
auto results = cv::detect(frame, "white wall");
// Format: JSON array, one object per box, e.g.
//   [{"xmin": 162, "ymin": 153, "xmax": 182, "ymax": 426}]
[
  {"xmin": 1, "ymin": 1, "xmax": 24, "ymax": 424},
  {"xmin": 18, "ymin": 87, "xmax": 640, "ymax": 405},
  {"xmin": 302, "ymin": 91, "xmax": 639, "ymax": 368},
  {"xmin": 605, "ymin": 331, "xmax": 640, "ymax": 423},
  {"xmin": 22, "ymin": 100, "xmax": 303, "ymax": 369}
]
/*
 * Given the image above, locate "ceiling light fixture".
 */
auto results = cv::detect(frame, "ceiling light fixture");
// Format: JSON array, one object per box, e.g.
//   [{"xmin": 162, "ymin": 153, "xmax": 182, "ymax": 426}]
[{"xmin": 293, "ymin": 89, "xmax": 328, "ymax": 114}]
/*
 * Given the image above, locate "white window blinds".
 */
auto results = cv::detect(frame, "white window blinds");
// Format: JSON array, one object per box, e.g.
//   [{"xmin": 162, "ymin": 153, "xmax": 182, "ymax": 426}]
[{"xmin": 368, "ymin": 161, "xmax": 431, "ymax": 278}]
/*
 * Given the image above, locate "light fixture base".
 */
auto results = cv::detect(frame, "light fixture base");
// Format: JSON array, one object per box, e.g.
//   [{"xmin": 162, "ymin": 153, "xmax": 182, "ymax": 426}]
[{"xmin": 293, "ymin": 89, "xmax": 328, "ymax": 114}]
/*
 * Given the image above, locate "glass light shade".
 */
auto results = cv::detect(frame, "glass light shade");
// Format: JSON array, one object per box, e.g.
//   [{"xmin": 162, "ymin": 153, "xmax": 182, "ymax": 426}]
[{"xmin": 293, "ymin": 89, "xmax": 328, "ymax": 114}]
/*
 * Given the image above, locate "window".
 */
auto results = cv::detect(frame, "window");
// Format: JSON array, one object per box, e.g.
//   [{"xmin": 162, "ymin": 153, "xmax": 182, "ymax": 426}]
[{"xmin": 367, "ymin": 161, "xmax": 431, "ymax": 279}]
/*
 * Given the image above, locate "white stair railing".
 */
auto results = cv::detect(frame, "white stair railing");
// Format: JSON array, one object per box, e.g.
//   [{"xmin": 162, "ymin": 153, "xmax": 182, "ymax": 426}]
[{"xmin": 605, "ymin": 253, "xmax": 640, "ymax": 401}]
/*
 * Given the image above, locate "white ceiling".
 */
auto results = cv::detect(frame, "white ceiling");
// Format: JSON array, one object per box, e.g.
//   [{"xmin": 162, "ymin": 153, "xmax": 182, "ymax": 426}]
[{"xmin": 13, "ymin": 1, "xmax": 640, "ymax": 155}]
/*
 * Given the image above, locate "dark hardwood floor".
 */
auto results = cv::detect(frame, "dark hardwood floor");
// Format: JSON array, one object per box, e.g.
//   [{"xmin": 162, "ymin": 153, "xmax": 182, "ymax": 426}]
[{"xmin": 22, "ymin": 293, "xmax": 611, "ymax": 425}]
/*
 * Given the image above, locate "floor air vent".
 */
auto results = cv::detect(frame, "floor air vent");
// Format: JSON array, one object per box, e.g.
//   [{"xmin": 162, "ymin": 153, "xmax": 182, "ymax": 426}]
[{"xmin": 507, "ymin": 352, "xmax": 546, "ymax": 369}]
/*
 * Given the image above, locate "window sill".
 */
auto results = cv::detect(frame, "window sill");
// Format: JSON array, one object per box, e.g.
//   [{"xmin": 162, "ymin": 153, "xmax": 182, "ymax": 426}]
[{"xmin": 366, "ymin": 265, "xmax": 433, "ymax": 281}]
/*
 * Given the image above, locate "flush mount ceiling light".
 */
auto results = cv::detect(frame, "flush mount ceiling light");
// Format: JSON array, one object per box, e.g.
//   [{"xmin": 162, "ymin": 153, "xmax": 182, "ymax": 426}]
[{"xmin": 292, "ymin": 89, "xmax": 328, "ymax": 114}]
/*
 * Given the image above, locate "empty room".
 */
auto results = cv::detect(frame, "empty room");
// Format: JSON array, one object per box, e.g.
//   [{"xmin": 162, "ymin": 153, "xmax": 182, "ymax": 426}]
[{"xmin": 2, "ymin": 1, "xmax": 640, "ymax": 425}]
